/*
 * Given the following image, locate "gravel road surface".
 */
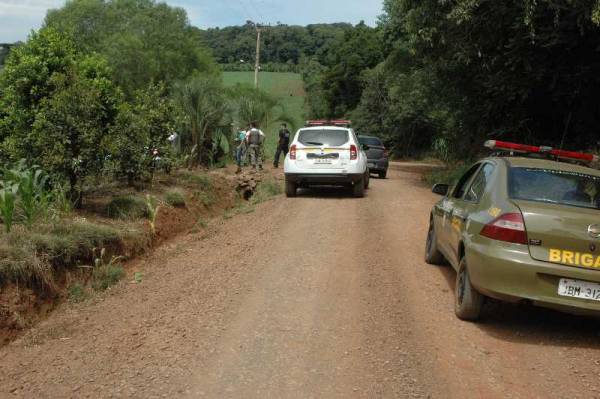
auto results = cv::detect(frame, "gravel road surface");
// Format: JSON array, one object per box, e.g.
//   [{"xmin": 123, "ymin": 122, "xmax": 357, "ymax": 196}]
[{"xmin": 2, "ymin": 163, "xmax": 600, "ymax": 398}]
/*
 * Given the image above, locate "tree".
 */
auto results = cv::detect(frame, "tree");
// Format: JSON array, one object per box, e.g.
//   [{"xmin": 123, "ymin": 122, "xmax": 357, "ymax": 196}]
[
  {"xmin": 111, "ymin": 83, "xmax": 177, "ymax": 184},
  {"xmin": 174, "ymin": 75, "xmax": 229, "ymax": 166},
  {"xmin": 45, "ymin": 0, "xmax": 216, "ymax": 97},
  {"xmin": 0, "ymin": 28, "xmax": 122, "ymax": 205},
  {"xmin": 349, "ymin": 0, "xmax": 600, "ymax": 158},
  {"xmin": 305, "ymin": 22, "xmax": 383, "ymax": 118}
]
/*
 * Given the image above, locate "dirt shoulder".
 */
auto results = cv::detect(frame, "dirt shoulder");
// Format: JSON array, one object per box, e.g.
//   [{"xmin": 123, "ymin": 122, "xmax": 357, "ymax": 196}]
[{"xmin": 1, "ymin": 163, "xmax": 600, "ymax": 398}]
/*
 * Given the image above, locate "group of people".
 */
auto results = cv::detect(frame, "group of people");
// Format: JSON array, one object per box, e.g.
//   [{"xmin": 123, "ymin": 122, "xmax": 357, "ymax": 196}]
[{"xmin": 235, "ymin": 122, "xmax": 291, "ymax": 173}]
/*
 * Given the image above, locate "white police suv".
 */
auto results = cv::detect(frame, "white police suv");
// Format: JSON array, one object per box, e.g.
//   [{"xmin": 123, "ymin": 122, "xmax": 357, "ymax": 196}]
[{"xmin": 284, "ymin": 120, "xmax": 370, "ymax": 198}]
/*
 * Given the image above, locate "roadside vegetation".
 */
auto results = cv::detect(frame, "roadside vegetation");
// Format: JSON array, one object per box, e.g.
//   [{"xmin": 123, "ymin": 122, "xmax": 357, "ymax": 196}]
[
  {"xmin": 307, "ymin": 1, "xmax": 600, "ymax": 160},
  {"xmin": 0, "ymin": 0, "xmax": 296, "ymax": 339}
]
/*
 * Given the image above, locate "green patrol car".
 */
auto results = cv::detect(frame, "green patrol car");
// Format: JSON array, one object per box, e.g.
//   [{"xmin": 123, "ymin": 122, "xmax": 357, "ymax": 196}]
[{"xmin": 426, "ymin": 140, "xmax": 600, "ymax": 320}]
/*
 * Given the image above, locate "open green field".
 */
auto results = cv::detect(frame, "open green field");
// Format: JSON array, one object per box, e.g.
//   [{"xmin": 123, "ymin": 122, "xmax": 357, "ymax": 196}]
[{"xmin": 222, "ymin": 71, "xmax": 307, "ymax": 162}]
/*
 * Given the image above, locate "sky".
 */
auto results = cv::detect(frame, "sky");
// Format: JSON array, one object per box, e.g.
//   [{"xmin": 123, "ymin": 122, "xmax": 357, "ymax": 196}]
[{"xmin": 0, "ymin": 0, "xmax": 383, "ymax": 43}]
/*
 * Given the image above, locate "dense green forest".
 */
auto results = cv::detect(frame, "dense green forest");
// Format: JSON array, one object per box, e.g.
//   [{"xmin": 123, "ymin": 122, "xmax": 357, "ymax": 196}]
[
  {"xmin": 307, "ymin": 1, "xmax": 600, "ymax": 158},
  {"xmin": 199, "ymin": 23, "xmax": 353, "ymax": 67}
]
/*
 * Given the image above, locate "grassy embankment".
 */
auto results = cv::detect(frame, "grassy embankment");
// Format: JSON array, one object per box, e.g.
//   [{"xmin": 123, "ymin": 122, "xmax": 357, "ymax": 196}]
[
  {"xmin": 222, "ymin": 71, "xmax": 307, "ymax": 161},
  {"xmin": 0, "ymin": 169, "xmax": 244, "ymax": 342},
  {"xmin": 0, "ymin": 72, "xmax": 299, "ymax": 342}
]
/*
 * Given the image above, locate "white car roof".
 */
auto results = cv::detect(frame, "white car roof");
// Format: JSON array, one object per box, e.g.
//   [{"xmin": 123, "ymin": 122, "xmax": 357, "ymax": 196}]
[{"xmin": 299, "ymin": 126, "xmax": 352, "ymax": 131}]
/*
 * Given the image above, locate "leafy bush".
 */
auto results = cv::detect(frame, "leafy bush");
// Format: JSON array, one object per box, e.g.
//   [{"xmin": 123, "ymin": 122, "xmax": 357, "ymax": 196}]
[
  {"xmin": 91, "ymin": 248, "xmax": 125, "ymax": 291},
  {"xmin": 92, "ymin": 265, "xmax": 124, "ymax": 291},
  {"xmin": 68, "ymin": 283, "xmax": 88, "ymax": 302},
  {"xmin": 0, "ymin": 29, "xmax": 122, "ymax": 206},
  {"xmin": 106, "ymin": 196, "xmax": 149, "ymax": 219},
  {"xmin": 165, "ymin": 190, "xmax": 186, "ymax": 207},
  {"xmin": 9, "ymin": 162, "xmax": 50, "ymax": 228}
]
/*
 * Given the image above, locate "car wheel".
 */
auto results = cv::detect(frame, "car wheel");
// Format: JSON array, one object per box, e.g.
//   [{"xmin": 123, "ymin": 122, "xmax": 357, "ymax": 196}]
[
  {"xmin": 378, "ymin": 170, "xmax": 387, "ymax": 179},
  {"xmin": 425, "ymin": 219, "xmax": 445, "ymax": 265},
  {"xmin": 285, "ymin": 179, "xmax": 297, "ymax": 198},
  {"xmin": 353, "ymin": 178, "xmax": 365, "ymax": 198},
  {"xmin": 455, "ymin": 258, "xmax": 484, "ymax": 321},
  {"xmin": 364, "ymin": 171, "xmax": 370, "ymax": 189}
]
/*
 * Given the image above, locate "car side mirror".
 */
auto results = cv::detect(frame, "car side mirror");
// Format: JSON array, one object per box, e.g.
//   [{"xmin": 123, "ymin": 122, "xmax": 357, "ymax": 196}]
[
  {"xmin": 432, "ymin": 183, "xmax": 449, "ymax": 196},
  {"xmin": 362, "ymin": 144, "xmax": 370, "ymax": 151}
]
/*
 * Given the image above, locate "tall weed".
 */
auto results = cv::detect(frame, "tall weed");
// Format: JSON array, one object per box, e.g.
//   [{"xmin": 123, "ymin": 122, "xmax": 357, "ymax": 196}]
[
  {"xmin": 0, "ymin": 183, "xmax": 18, "ymax": 233},
  {"xmin": 15, "ymin": 166, "xmax": 49, "ymax": 228}
]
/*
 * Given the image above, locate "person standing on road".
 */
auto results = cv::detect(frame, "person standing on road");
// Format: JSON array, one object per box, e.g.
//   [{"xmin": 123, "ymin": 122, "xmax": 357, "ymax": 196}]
[
  {"xmin": 245, "ymin": 121, "xmax": 265, "ymax": 170},
  {"xmin": 273, "ymin": 123, "xmax": 291, "ymax": 168}
]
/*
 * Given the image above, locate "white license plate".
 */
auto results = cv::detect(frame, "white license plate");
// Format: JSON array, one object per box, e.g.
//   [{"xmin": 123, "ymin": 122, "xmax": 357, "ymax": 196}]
[
  {"xmin": 314, "ymin": 159, "xmax": 332, "ymax": 164},
  {"xmin": 558, "ymin": 278, "xmax": 600, "ymax": 301}
]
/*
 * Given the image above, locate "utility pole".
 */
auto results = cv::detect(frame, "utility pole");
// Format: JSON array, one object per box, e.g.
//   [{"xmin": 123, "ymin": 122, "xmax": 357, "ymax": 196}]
[{"xmin": 254, "ymin": 24, "xmax": 262, "ymax": 89}]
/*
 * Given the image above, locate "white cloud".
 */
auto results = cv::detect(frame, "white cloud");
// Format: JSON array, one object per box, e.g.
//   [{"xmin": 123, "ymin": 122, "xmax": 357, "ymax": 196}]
[{"xmin": 0, "ymin": 0, "xmax": 64, "ymax": 41}]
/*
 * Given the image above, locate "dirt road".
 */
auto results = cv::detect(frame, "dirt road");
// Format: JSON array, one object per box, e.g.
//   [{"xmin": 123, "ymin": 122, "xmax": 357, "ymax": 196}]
[{"xmin": 2, "ymin": 163, "xmax": 600, "ymax": 398}]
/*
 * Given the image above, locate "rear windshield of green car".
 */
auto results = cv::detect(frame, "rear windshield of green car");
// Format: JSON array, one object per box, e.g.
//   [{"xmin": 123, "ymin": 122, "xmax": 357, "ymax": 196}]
[
  {"xmin": 298, "ymin": 129, "xmax": 349, "ymax": 147},
  {"xmin": 509, "ymin": 167, "xmax": 600, "ymax": 210},
  {"xmin": 359, "ymin": 137, "xmax": 383, "ymax": 147}
]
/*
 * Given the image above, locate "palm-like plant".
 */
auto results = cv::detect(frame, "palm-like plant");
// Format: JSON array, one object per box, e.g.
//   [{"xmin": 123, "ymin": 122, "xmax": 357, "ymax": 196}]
[
  {"xmin": 230, "ymin": 86, "xmax": 298, "ymax": 135},
  {"xmin": 174, "ymin": 75, "xmax": 230, "ymax": 166}
]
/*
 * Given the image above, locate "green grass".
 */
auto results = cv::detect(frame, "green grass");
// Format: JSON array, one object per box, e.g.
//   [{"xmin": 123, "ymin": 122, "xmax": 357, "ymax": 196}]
[
  {"xmin": 92, "ymin": 264, "xmax": 124, "ymax": 291},
  {"xmin": 180, "ymin": 171, "xmax": 213, "ymax": 190},
  {"xmin": 222, "ymin": 72, "xmax": 305, "ymax": 97},
  {"xmin": 0, "ymin": 219, "xmax": 145, "ymax": 293},
  {"xmin": 250, "ymin": 179, "xmax": 283, "ymax": 205},
  {"xmin": 68, "ymin": 283, "xmax": 88, "ymax": 302},
  {"xmin": 165, "ymin": 190, "xmax": 186, "ymax": 208},
  {"xmin": 106, "ymin": 195, "xmax": 149, "ymax": 220},
  {"xmin": 223, "ymin": 71, "xmax": 307, "ymax": 160}
]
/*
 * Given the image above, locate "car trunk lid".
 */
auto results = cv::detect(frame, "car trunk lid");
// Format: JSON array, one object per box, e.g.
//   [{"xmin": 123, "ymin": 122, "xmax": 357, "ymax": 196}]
[
  {"xmin": 515, "ymin": 200, "xmax": 600, "ymax": 269},
  {"xmin": 296, "ymin": 146, "xmax": 349, "ymax": 169},
  {"xmin": 365, "ymin": 145, "xmax": 384, "ymax": 161}
]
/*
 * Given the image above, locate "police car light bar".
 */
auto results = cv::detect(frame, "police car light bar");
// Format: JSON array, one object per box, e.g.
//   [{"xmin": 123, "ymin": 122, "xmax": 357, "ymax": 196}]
[
  {"xmin": 306, "ymin": 120, "xmax": 352, "ymax": 127},
  {"xmin": 485, "ymin": 140, "xmax": 599, "ymax": 163}
]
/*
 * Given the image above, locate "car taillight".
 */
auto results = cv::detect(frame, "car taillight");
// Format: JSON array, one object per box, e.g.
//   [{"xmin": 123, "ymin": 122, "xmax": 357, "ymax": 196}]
[
  {"xmin": 350, "ymin": 144, "xmax": 357, "ymax": 160},
  {"xmin": 290, "ymin": 144, "xmax": 297, "ymax": 160},
  {"xmin": 480, "ymin": 213, "xmax": 528, "ymax": 245}
]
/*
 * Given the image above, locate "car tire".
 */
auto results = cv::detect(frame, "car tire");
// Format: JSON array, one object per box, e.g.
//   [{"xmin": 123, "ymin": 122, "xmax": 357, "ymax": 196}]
[
  {"xmin": 285, "ymin": 179, "xmax": 297, "ymax": 198},
  {"xmin": 455, "ymin": 258, "xmax": 484, "ymax": 321},
  {"xmin": 425, "ymin": 220, "xmax": 445, "ymax": 265},
  {"xmin": 353, "ymin": 178, "xmax": 365, "ymax": 198},
  {"xmin": 379, "ymin": 170, "xmax": 387, "ymax": 179},
  {"xmin": 364, "ymin": 171, "xmax": 370, "ymax": 189}
]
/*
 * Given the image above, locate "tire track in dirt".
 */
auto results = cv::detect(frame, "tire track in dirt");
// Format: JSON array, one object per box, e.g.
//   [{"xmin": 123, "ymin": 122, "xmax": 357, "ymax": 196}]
[{"xmin": 2, "ymin": 164, "xmax": 600, "ymax": 398}]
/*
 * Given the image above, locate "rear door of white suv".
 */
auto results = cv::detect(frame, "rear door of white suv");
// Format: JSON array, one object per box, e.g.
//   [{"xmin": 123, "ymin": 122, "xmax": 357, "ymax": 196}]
[{"xmin": 292, "ymin": 127, "xmax": 353, "ymax": 171}]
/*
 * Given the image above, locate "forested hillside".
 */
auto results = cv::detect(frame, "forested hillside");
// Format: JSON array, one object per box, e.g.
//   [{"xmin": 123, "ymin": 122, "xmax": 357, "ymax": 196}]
[
  {"xmin": 305, "ymin": 1, "xmax": 600, "ymax": 159},
  {"xmin": 199, "ymin": 23, "xmax": 354, "ymax": 70}
]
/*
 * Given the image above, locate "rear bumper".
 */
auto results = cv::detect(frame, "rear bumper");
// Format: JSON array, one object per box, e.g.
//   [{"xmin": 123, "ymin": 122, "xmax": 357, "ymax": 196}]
[
  {"xmin": 467, "ymin": 240, "xmax": 600, "ymax": 316},
  {"xmin": 367, "ymin": 158, "xmax": 389, "ymax": 172},
  {"xmin": 285, "ymin": 173, "xmax": 363, "ymax": 185}
]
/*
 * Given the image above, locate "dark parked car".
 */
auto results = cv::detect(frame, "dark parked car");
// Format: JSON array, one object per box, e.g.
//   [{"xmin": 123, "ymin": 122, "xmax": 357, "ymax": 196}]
[{"xmin": 358, "ymin": 135, "xmax": 389, "ymax": 178}]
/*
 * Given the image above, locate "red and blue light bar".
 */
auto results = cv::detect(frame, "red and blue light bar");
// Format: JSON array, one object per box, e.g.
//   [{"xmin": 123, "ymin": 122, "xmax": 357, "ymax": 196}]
[{"xmin": 485, "ymin": 140, "xmax": 598, "ymax": 163}]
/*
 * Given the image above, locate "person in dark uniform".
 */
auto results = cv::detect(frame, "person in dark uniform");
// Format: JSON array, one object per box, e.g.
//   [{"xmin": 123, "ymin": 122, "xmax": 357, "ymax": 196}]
[{"xmin": 273, "ymin": 123, "xmax": 291, "ymax": 168}]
